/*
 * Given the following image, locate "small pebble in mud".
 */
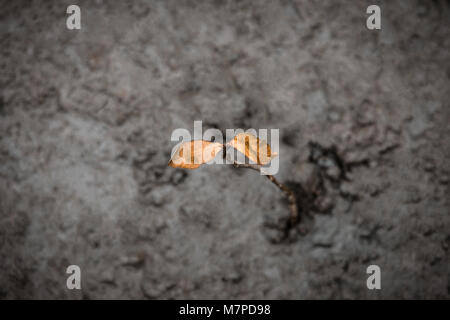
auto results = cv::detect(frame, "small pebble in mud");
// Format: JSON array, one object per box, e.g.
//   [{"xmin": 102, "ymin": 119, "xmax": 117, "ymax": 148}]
[
  {"xmin": 439, "ymin": 173, "xmax": 449, "ymax": 185},
  {"xmin": 327, "ymin": 110, "xmax": 341, "ymax": 122},
  {"xmin": 325, "ymin": 164, "xmax": 341, "ymax": 181},
  {"xmin": 171, "ymin": 170, "xmax": 188, "ymax": 185},
  {"xmin": 365, "ymin": 184, "xmax": 381, "ymax": 197},
  {"xmin": 150, "ymin": 186, "xmax": 172, "ymax": 206},
  {"xmin": 424, "ymin": 160, "xmax": 435, "ymax": 172},
  {"xmin": 340, "ymin": 181, "xmax": 359, "ymax": 197},
  {"xmin": 317, "ymin": 156, "xmax": 341, "ymax": 180},
  {"xmin": 314, "ymin": 196, "xmax": 334, "ymax": 213},
  {"xmin": 100, "ymin": 268, "xmax": 116, "ymax": 284}
]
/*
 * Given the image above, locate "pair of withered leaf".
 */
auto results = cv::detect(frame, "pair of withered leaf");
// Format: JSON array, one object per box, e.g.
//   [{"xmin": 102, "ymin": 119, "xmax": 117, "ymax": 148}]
[
  {"xmin": 168, "ymin": 132, "xmax": 299, "ymax": 226},
  {"xmin": 168, "ymin": 132, "xmax": 277, "ymax": 169}
]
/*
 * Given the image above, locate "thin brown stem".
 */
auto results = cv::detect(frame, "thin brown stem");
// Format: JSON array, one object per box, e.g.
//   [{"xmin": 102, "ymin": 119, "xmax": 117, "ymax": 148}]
[{"xmin": 232, "ymin": 162, "xmax": 298, "ymax": 225}]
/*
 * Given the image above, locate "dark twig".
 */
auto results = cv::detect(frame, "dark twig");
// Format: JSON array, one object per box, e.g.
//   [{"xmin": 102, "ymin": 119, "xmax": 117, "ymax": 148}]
[{"xmin": 232, "ymin": 162, "xmax": 298, "ymax": 225}]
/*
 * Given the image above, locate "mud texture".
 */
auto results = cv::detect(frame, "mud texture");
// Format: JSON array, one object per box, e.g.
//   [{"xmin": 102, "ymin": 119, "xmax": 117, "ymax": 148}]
[{"xmin": 0, "ymin": 0, "xmax": 449, "ymax": 299}]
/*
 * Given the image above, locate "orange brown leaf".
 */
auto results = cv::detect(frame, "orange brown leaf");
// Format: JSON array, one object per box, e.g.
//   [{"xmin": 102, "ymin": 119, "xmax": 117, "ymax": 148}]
[
  {"xmin": 227, "ymin": 132, "xmax": 277, "ymax": 165},
  {"xmin": 168, "ymin": 140, "xmax": 223, "ymax": 169}
]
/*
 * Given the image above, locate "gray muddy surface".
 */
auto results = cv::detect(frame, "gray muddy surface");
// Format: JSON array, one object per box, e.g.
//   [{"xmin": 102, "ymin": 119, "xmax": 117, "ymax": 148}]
[{"xmin": 0, "ymin": 0, "xmax": 449, "ymax": 299}]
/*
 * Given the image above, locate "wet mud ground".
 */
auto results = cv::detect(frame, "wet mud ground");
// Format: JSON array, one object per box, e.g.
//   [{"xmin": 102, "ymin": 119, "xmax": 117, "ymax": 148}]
[{"xmin": 0, "ymin": 0, "xmax": 449, "ymax": 299}]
